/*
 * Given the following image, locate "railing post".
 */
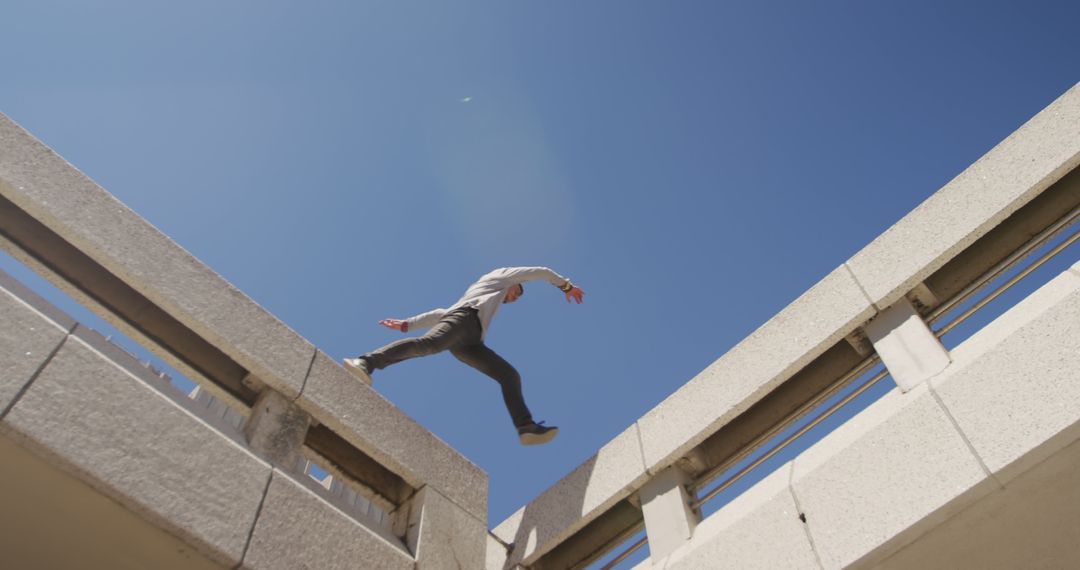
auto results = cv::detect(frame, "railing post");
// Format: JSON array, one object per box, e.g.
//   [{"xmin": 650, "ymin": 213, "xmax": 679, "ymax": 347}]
[
  {"xmin": 243, "ymin": 379, "xmax": 311, "ymax": 468},
  {"xmin": 864, "ymin": 297, "xmax": 950, "ymax": 391},
  {"xmin": 639, "ymin": 466, "xmax": 700, "ymax": 560}
]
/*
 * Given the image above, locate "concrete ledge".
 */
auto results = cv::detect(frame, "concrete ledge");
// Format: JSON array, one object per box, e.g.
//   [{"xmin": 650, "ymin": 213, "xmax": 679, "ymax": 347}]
[
  {"xmin": 493, "ymin": 424, "xmax": 649, "ymax": 566},
  {"xmin": 637, "ymin": 265, "xmax": 874, "ymax": 471},
  {"xmin": 486, "ymin": 533, "xmax": 510, "ymax": 570},
  {"xmin": 791, "ymin": 383, "xmax": 991, "ymax": 569},
  {"xmin": 1, "ymin": 333, "xmax": 271, "ymax": 567},
  {"xmin": 932, "ymin": 268, "xmax": 1080, "ymax": 484},
  {"xmin": 300, "ymin": 350, "xmax": 488, "ymax": 521},
  {"xmin": 846, "ymin": 82, "xmax": 1080, "ymax": 310},
  {"xmin": 0, "ymin": 112, "xmax": 315, "ymax": 399},
  {"xmin": 240, "ymin": 470, "xmax": 412, "ymax": 570},
  {"xmin": 654, "ymin": 465, "xmax": 819, "ymax": 570},
  {"xmin": 407, "ymin": 486, "xmax": 488, "ymax": 570},
  {"xmin": 0, "ymin": 272, "xmax": 73, "ymax": 412}
]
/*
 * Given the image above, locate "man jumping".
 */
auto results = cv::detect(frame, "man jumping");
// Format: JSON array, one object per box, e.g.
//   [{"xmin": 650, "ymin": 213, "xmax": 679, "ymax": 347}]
[{"xmin": 344, "ymin": 266, "xmax": 585, "ymax": 445}]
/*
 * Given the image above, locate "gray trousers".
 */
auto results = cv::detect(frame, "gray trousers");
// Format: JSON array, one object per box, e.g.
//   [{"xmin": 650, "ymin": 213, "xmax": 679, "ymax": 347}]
[{"xmin": 362, "ymin": 307, "xmax": 534, "ymax": 427}]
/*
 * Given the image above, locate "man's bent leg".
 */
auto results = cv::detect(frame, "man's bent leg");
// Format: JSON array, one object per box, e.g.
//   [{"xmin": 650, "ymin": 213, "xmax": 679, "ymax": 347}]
[{"xmin": 450, "ymin": 343, "xmax": 534, "ymax": 427}]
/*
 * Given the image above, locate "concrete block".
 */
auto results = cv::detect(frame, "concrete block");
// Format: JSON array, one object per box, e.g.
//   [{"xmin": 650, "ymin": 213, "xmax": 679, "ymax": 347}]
[
  {"xmin": 486, "ymin": 533, "xmax": 510, "ymax": 570},
  {"xmin": 243, "ymin": 388, "xmax": 311, "ymax": 468},
  {"xmin": 1, "ymin": 334, "xmax": 271, "ymax": 567},
  {"xmin": 407, "ymin": 486, "xmax": 487, "ymax": 570},
  {"xmin": 791, "ymin": 383, "xmax": 991, "ymax": 569},
  {"xmin": 492, "ymin": 424, "xmax": 649, "ymax": 564},
  {"xmin": 639, "ymin": 467, "xmax": 698, "ymax": 561},
  {"xmin": 864, "ymin": 297, "xmax": 950, "ymax": 391},
  {"xmin": 0, "ymin": 113, "xmax": 314, "ymax": 398},
  {"xmin": 0, "ymin": 275, "xmax": 72, "ymax": 413},
  {"xmin": 660, "ymin": 465, "xmax": 819, "ymax": 570},
  {"xmin": 932, "ymin": 269, "xmax": 1080, "ymax": 484},
  {"xmin": 637, "ymin": 265, "xmax": 874, "ymax": 471},
  {"xmin": 846, "ymin": 83, "xmax": 1080, "ymax": 310},
  {"xmin": 298, "ymin": 350, "xmax": 488, "ymax": 521},
  {"xmin": 241, "ymin": 470, "xmax": 412, "ymax": 570}
]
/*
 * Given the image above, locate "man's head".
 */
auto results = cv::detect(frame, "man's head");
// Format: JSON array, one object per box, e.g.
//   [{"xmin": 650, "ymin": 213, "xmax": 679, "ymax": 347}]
[{"xmin": 503, "ymin": 283, "xmax": 525, "ymax": 304}]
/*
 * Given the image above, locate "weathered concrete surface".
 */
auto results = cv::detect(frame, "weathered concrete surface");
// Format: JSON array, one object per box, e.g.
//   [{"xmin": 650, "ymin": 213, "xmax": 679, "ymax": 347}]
[
  {"xmin": 846, "ymin": 83, "xmax": 1080, "ymax": 310},
  {"xmin": 791, "ymin": 384, "xmax": 992, "ymax": 569},
  {"xmin": 0, "ymin": 271, "xmax": 72, "ymax": 413},
  {"xmin": 493, "ymin": 424, "xmax": 649, "ymax": 566},
  {"xmin": 654, "ymin": 466, "xmax": 819, "ymax": 570},
  {"xmin": 0, "ymin": 112, "xmax": 315, "ymax": 399},
  {"xmin": 243, "ymin": 388, "xmax": 310, "ymax": 468},
  {"xmin": 300, "ymin": 350, "xmax": 488, "ymax": 521},
  {"xmin": 639, "ymin": 466, "xmax": 698, "ymax": 561},
  {"xmin": 931, "ymin": 269, "xmax": 1080, "ymax": 484},
  {"xmin": 407, "ymin": 486, "xmax": 488, "ymax": 570},
  {"xmin": 1, "ymin": 330, "xmax": 271, "ymax": 567},
  {"xmin": 637, "ymin": 265, "xmax": 874, "ymax": 475},
  {"xmin": 241, "ymin": 470, "xmax": 413, "ymax": 570},
  {"xmin": 0, "ymin": 434, "xmax": 228, "ymax": 570},
  {"xmin": 864, "ymin": 297, "xmax": 950, "ymax": 392}
]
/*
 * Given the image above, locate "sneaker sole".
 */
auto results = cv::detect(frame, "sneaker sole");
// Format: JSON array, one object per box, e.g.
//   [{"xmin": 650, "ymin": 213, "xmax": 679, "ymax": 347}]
[
  {"xmin": 342, "ymin": 360, "xmax": 373, "ymax": 386},
  {"xmin": 519, "ymin": 428, "xmax": 559, "ymax": 446}
]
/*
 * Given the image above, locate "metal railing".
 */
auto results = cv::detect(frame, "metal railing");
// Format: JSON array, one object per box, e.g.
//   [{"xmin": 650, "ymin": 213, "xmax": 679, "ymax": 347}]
[
  {"xmin": 930, "ymin": 204, "xmax": 1080, "ymax": 340},
  {"xmin": 593, "ymin": 202, "xmax": 1080, "ymax": 570}
]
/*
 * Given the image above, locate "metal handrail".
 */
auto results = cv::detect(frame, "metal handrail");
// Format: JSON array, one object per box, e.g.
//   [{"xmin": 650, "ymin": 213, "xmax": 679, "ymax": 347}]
[
  {"xmin": 687, "ymin": 354, "xmax": 880, "ymax": 494},
  {"xmin": 588, "ymin": 204, "xmax": 1080, "ymax": 570},
  {"xmin": 934, "ymin": 224, "xmax": 1080, "ymax": 339},
  {"xmin": 597, "ymin": 535, "xmax": 648, "ymax": 570},
  {"xmin": 691, "ymin": 367, "xmax": 890, "ymax": 510},
  {"xmin": 927, "ymin": 204, "xmax": 1080, "ymax": 326}
]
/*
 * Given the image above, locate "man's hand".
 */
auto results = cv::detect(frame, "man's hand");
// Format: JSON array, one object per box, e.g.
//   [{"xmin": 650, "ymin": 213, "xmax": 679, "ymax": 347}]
[
  {"xmin": 565, "ymin": 286, "xmax": 585, "ymax": 304},
  {"xmin": 379, "ymin": 319, "xmax": 407, "ymax": 332}
]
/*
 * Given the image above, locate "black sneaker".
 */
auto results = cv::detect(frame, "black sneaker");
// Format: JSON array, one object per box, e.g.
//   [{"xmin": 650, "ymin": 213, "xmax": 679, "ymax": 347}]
[
  {"xmin": 342, "ymin": 357, "xmax": 373, "ymax": 385},
  {"xmin": 517, "ymin": 421, "xmax": 559, "ymax": 446}
]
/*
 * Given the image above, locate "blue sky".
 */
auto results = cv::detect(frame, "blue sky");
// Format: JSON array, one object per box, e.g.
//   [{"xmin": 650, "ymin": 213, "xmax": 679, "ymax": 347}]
[{"xmin": 2, "ymin": 0, "xmax": 1079, "ymax": 529}]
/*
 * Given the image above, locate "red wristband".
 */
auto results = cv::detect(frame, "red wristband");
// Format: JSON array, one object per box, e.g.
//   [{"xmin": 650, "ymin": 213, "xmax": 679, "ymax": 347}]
[{"xmin": 401, "ymin": 321, "xmax": 409, "ymax": 333}]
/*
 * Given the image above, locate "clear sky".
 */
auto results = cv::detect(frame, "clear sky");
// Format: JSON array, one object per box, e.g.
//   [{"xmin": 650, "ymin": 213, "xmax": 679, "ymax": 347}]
[{"xmin": 2, "ymin": 0, "xmax": 1079, "ymax": 529}]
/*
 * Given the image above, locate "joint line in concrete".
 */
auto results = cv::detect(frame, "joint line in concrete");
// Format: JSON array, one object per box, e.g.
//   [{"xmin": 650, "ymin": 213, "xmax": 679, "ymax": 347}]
[
  {"xmin": 927, "ymin": 383, "xmax": 1002, "ymax": 488},
  {"xmin": 234, "ymin": 470, "xmax": 275, "ymax": 570},
  {"xmin": 294, "ymin": 347, "xmax": 318, "ymax": 402},
  {"xmin": 843, "ymin": 262, "xmax": 879, "ymax": 311},
  {"xmin": 0, "ymin": 329, "xmax": 72, "ymax": 421},
  {"xmin": 633, "ymin": 422, "xmax": 651, "ymax": 476},
  {"xmin": 787, "ymin": 462, "xmax": 826, "ymax": 570}
]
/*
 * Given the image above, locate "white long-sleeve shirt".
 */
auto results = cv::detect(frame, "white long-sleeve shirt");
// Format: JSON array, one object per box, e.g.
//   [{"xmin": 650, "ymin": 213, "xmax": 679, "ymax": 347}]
[{"xmin": 404, "ymin": 267, "xmax": 571, "ymax": 339}]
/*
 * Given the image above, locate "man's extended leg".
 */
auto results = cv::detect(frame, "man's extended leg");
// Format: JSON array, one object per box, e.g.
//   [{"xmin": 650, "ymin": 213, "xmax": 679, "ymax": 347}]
[
  {"xmin": 360, "ymin": 309, "xmax": 477, "ymax": 371},
  {"xmin": 450, "ymin": 343, "xmax": 558, "ymax": 445}
]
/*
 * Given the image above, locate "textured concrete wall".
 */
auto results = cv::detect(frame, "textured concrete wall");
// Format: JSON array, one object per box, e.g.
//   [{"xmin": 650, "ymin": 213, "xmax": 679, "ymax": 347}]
[
  {"xmin": 643, "ymin": 265, "xmax": 1080, "ymax": 569},
  {"xmin": 493, "ymin": 81, "xmax": 1080, "ymax": 568},
  {"xmin": 0, "ymin": 270, "xmax": 479, "ymax": 568},
  {"xmin": 0, "ymin": 111, "xmax": 488, "ymax": 524}
]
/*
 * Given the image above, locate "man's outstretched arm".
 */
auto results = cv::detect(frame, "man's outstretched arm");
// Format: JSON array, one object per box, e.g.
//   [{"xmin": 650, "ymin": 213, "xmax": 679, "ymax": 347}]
[
  {"xmin": 489, "ymin": 266, "xmax": 586, "ymax": 304},
  {"xmin": 380, "ymin": 307, "xmax": 448, "ymax": 333}
]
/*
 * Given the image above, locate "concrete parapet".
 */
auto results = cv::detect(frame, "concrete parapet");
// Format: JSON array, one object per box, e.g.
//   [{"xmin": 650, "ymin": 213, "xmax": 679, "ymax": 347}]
[
  {"xmin": 406, "ymin": 486, "xmax": 488, "ymax": 570},
  {"xmin": 637, "ymin": 265, "xmax": 874, "ymax": 472},
  {"xmin": 846, "ymin": 83, "xmax": 1080, "ymax": 310},
  {"xmin": 790, "ymin": 383, "xmax": 992, "ymax": 568},
  {"xmin": 300, "ymin": 350, "xmax": 488, "ymax": 521},
  {"xmin": 0, "ymin": 112, "xmax": 315, "ymax": 400},
  {"xmin": 1, "ymin": 332, "xmax": 271, "ymax": 567},
  {"xmin": 654, "ymin": 465, "xmax": 818, "ymax": 570},
  {"xmin": 931, "ymin": 269, "xmax": 1080, "ymax": 484},
  {"xmin": 493, "ymin": 424, "xmax": 649, "ymax": 566},
  {"xmin": 240, "ymin": 470, "xmax": 412, "ymax": 570},
  {"xmin": 486, "ymin": 533, "xmax": 510, "ymax": 570},
  {"xmin": 0, "ymin": 271, "xmax": 73, "ymax": 414}
]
